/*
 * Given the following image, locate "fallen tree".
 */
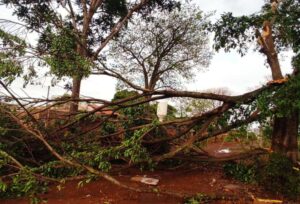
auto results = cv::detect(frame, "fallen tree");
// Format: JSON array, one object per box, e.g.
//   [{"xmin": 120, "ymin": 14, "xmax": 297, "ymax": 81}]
[
  {"xmin": 0, "ymin": 75, "xmax": 289, "ymax": 200},
  {"xmin": 0, "ymin": 0, "xmax": 299, "ymax": 201}
]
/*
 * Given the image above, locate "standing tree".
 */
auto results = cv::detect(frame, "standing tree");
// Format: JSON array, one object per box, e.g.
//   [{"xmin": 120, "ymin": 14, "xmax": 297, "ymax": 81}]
[
  {"xmin": 100, "ymin": 4, "xmax": 212, "ymax": 96},
  {"xmin": 0, "ymin": 0, "xmax": 181, "ymax": 113},
  {"xmin": 212, "ymin": 0, "xmax": 300, "ymax": 162}
]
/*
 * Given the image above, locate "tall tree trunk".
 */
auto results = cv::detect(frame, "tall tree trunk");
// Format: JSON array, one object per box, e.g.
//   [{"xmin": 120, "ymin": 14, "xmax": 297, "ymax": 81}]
[
  {"xmin": 69, "ymin": 75, "xmax": 82, "ymax": 114},
  {"xmin": 260, "ymin": 20, "xmax": 299, "ymax": 163},
  {"xmin": 271, "ymin": 111, "xmax": 299, "ymax": 163},
  {"xmin": 69, "ymin": 39, "xmax": 85, "ymax": 114}
]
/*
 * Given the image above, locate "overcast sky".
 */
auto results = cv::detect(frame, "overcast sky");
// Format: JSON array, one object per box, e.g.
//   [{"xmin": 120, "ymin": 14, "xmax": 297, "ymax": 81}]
[{"xmin": 0, "ymin": 0, "xmax": 293, "ymax": 100}]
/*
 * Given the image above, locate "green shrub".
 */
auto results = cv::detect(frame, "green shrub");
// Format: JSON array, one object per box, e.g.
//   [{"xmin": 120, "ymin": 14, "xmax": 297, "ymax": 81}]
[
  {"xmin": 259, "ymin": 153, "xmax": 300, "ymax": 199},
  {"xmin": 184, "ymin": 193, "xmax": 213, "ymax": 204},
  {"xmin": 0, "ymin": 170, "xmax": 48, "ymax": 201},
  {"xmin": 223, "ymin": 154, "xmax": 300, "ymax": 200},
  {"xmin": 223, "ymin": 161, "xmax": 257, "ymax": 183}
]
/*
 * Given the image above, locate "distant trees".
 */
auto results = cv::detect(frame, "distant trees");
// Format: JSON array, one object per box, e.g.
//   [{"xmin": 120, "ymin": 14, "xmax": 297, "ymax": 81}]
[
  {"xmin": 101, "ymin": 5, "xmax": 212, "ymax": 94},
  {"xmin": 112, "ymin": 89, "xmax": 177, "ymax": 123},
  {"xmin": 176, "ymin": 88, "xmax": 231, "ymax": 117}
]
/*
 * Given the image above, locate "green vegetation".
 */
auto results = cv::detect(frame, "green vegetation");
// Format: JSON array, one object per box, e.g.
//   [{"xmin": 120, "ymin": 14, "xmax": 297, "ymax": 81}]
[
  {"xmin": 259, "ymin": 153, "xmax": 300, "ymax": 199},
  {"xmin": 223, "ymin": 161, "xmax": 258, "ymax": 183},
  {"xmin": 0, "ymin": 0, "xmax": 300, "ymax": 202},
  {"xmin": 184, "ymin": 193, "xmax": 215, "ymax": 204},
  {"xmin": 223, "ymin": 153, "xmax": 300, "ymax": 199}
]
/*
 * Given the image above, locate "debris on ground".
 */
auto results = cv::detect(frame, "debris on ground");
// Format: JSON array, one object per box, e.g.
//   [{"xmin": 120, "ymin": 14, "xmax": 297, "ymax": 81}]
[
  {"xmin": 131, "ymin": 175, "xmax": 159, "ymax": 186},
  {"xmin": 218, "ymin": 148, "xmax": 231, "ymax": 154},
  {"xmin": 223, "ymin": 184, "xmax": 242, "ymax": 191}
]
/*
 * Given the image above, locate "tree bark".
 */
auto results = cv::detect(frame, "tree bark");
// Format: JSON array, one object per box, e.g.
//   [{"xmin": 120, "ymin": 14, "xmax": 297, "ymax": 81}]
[
  {"xmin": 272, "ymin": 111, "xmax": 299, "ymax": 163},
  {"xmin": 69, "ymin": 75, "xmax": 82, "ymax": 114}
]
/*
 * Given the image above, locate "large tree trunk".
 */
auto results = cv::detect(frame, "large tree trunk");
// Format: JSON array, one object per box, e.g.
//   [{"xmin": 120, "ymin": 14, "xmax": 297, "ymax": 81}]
[
  {"xmin": 260, "ymin": 20, "xmax": 299, "ymax": 162},
  {"xmin": 69, "ymin": 75, "xmax": 82, "ymax": 114},
  {"xmin": 272, "ymin": 111, "xmax": 299, "ymax": 163},
  {"xmin": 69, "ymin": 39, "xmax": 85, "ymax": 114}
]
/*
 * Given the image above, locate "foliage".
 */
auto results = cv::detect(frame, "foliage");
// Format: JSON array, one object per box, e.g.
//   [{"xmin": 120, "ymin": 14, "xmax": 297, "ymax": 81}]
[
  {"xmin": 0, "ymin": 106, "xmax": 36, "ymax": 166},
  {"xmin": 211, "ymin": 0, "xmax": 300, "ymax": 130},
  {"xmin": 211, "ymin": 0, "xmax": 300, "ymax": 56},
  {"xmin": 38, "ymin": 161, "xmax": 82, "ymax": 179},
  {"xmin": 176, "ymin": 97, "xmax": 215, "ymax": 117},
  {"xmin": 0, "ymin": 102, "xmax": 157, "ymax": 199},
  {"xmin": 259, "ymin": 153, "xmax": 300, "ymax": 199},
  {"xmin": 223, "ymin": 161, "xmax": 258, "ymax": 183},
  {"xmin": 101, "ymin": 121, "xmax": 117, "ymax": 136},
  {"xmin": 112, "ymin": 90, "xmax": 153, "ymax": 132},
  {"xmin": 0, "ymin": 169, "xmax": 47, "ymax": 200},
  {"xmin": 224, "ymin": 154, "xmax": 300, "ymax": 199},
  {"xmin": 225, "ymin": 126, "xmax": 258, "ymax": 146},
  {"xmin": 0, "ymin": 108, "xmax": 81, "ymax": 200},
  {"xmin": 107, "ymin": 3, "xmax": 212, "ymax": 91},
  {"xmin": 254, "ymin": 75, "xmax": 300, "ymax": 121},
  {"xmin": 44, "ymin": 28, "xmax": 92, "ymax": 78},
  {"xmin": 112, "ymin": 89, "xmax": 177, "ymax": 147},
  {"xmin": 122, "ymin": 127, "xmax": 151, "ymax": 164},
  {"xmin": 1, "ymin": 1, "xmax": 299, "ymax": 201},
  {"xmin": 176, "ymin": 88, "xmax": 231, "ymax": 117},
  {"xmin": 0, "ymin": 29, "xmax": 25, "ymax": 84},
  {"xmin": 1, "ymin": 0, "xmax": 181, "ymax": 95},
  {"xmin": 184, "ymin": 193, "xmax": 216, "ymax": 204},
  {"xmin": 210, "ymin": 13, "xmax": 262, "ymax": 55},
  {"xmin": 65, "ymin": 126, "xmax": 154, "ymax": 171}
]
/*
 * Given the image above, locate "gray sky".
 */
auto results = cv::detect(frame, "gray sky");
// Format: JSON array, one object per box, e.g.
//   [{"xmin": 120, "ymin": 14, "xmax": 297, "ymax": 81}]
[{"xmin": 1, "ymin": 0, "xmax": 293, "ymax": 99}]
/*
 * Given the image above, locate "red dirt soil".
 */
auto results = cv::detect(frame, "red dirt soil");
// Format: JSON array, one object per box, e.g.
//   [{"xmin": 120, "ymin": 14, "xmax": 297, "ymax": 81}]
[{"xmin": 1, "ymin": 142, "xmax": 282, "ymax": 204}]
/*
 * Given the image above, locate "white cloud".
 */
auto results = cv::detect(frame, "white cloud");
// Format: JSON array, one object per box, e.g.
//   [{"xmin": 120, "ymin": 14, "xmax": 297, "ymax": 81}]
[{"xmin": 193, "ymin": 0, "xmax": 265, "ymax": 16}]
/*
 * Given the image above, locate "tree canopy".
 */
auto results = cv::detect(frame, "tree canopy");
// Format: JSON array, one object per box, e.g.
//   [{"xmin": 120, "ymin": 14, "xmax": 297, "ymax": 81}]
[
  {"xmin": 0, "ymin": 0, "xmax": 181, "ymax": 112},
  {"xmin": 211, "ymin": 0, "xmax": 300, "ymax": 162},
  {"xmin": 102, "ymin": 4, "xmax": 212, "ymax": 92},
  {"xmin": 0, "ymin": 0, "xmax": 299, "ymax": 202}
]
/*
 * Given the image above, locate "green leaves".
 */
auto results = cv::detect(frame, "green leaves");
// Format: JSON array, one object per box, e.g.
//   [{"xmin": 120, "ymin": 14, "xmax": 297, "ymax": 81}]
[
  {"xmin": 259, "ymin": 153, "xmax": 300, "ymax": 199},
  {"xmin": 123, "ymin": 128, "xmax": 150, "ymax": 163},
  {"xmin": 44, "ymin": 28, "xmax": 92, "ymax": 78},
  {"xmin": 223, "ymin": 161, "xmax": 258, "ymax": 183},
  {"xmin": 0, "ymin": 56, "xmax": 22, "ymax": 84},
  {"xmin": 108, "ymin": 3, "xmax": 211, "ymax": 91},
  {"xmin": 0, "ymin": 28, "xmax": 26, "ymax": 50},
  {"xmin": 212, "ymin": 0, "xmax": 300, "ymax": 57},
  {"xmin": 0, "ymin": 29, "xmax": 25, "ymax": 84},
  {"xmin": 0, "ymin": 180, "xmax": 7, "ymax": 192},
  {"xmin": 256, "ymin": 75, "xmax": 300, "ymax": 118},
  {"xmin": 211, "ymin": 12, "xmax": 262, "ymax": 55},
  {"xmin": 0, "ymin": 169, "xmax": 47, "ymax": 200}
]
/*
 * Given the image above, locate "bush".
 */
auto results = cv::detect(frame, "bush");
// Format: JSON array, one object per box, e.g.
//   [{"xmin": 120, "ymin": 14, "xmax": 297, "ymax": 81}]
[
  {"xmin": 223, "ymin": 161, "xmax": 257, "ymax": 183},
  {"xmin": 184, "ymin": 193, "xmax": 214, "ymax": 204},
  {"xmin": 223, "ymin": 154, "xmax": 300, "ymax": 200},
  {"xmin": 259, "ymin": 153, "xmax": 300, "ymax": 199}
]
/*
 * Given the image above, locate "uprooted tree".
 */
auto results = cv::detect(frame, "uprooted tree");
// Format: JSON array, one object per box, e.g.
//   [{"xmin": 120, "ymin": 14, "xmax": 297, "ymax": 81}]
[{"xmin": 0, "ymin": 0, "xmax": 299, "ymax": 202}]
